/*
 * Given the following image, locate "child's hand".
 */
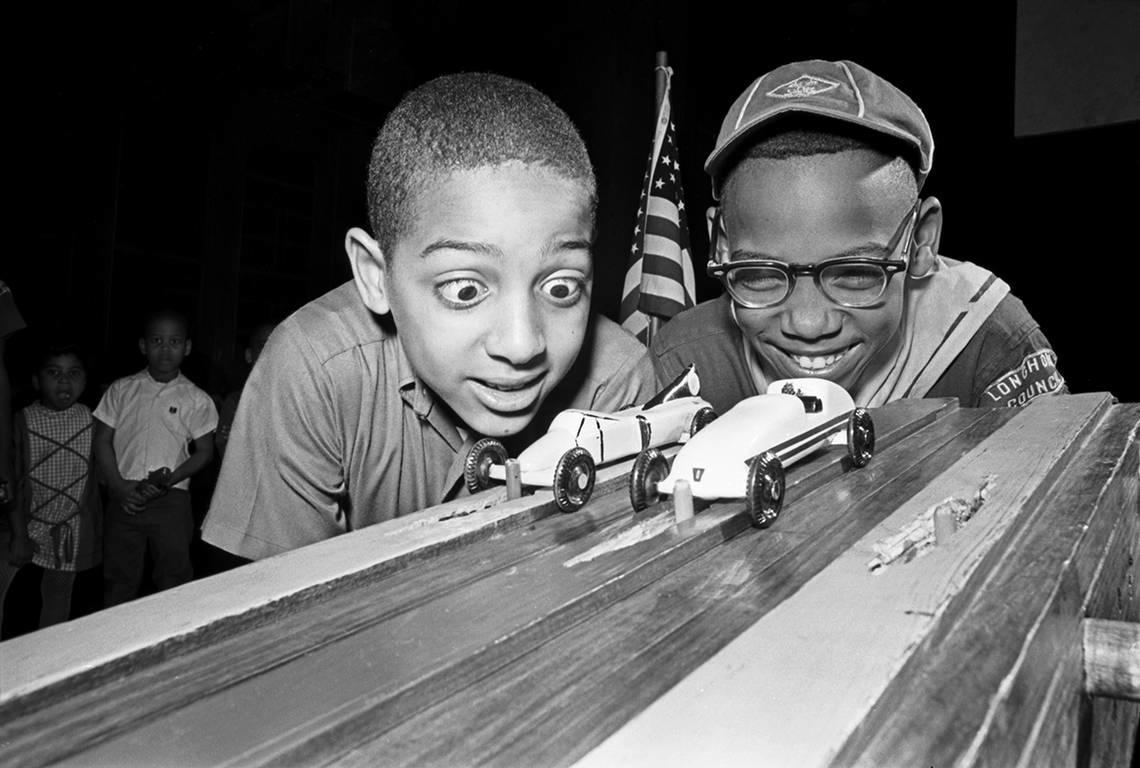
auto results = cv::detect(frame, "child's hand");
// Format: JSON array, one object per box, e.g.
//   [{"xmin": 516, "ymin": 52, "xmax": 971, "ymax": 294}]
[
  {"xmin": 137, "ymin": 468, "xmax": 172, "ymax": 501},
  {"xmin": 114, "ymin": 481, "xmax": 148, "ymax": 514}
]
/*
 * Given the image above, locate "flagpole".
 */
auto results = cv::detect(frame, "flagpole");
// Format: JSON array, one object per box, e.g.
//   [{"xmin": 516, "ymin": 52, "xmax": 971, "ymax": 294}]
[{"xmin": 647, "ymin": 50, "xmax": 668, "ymax": 344}]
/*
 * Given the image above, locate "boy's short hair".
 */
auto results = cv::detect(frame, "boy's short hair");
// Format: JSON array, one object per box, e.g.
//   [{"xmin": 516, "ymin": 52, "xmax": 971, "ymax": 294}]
[
  {"xmin": 720, "ymin": 115, "xmax": 920, "ymax": 202},
  {"xmin": 140, "ymin": 307, "xmax": 191, "ymax": 337},
  {"xmin": 706, "ymin": 59, "xmax": 933, "ymax": 200},
  {"xmin": 367, "ymin": 72, "xmax": 597, "ymax": 254}
]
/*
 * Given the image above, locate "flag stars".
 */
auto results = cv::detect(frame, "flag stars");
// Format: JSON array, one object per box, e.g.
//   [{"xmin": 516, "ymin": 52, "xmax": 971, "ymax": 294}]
[{"xmin": 655, "ymin": 178, "xmax": 665, "ymax": 189}]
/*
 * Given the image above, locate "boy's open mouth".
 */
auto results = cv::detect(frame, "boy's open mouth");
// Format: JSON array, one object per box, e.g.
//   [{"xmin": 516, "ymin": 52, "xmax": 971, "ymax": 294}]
[{"xmin": 470, "ymin": 373, "xmax": 545, "ymax": 413}]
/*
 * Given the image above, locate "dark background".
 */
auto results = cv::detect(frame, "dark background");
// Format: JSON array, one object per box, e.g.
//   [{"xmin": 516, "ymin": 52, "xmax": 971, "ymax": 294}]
[{"xmin": 7, "ymin": 0, "xmax": 1139, "ymax": 404}]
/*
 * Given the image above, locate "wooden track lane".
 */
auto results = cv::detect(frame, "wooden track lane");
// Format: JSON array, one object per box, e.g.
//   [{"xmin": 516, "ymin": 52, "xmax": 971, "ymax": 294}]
[
  {"xmin": 0, "ymin": 398, "xmax": 956, "ymax": 767},
  {"xmin": 343, "ymin": 403, "xmax": 1023, "ymax": 767},
  {"xmin": 834, "ymin": 402, "xmax": 1139, "ymax": 768},
  {"xmin": 579, "ymin": 392, "xmax": 1121, "ymax": 767}
]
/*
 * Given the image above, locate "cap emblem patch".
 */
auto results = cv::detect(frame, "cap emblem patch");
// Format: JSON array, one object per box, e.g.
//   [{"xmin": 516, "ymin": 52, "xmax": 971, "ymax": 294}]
[{"xmin": 767, "ymin": 74, "xmax": 841, "ymax": 99}]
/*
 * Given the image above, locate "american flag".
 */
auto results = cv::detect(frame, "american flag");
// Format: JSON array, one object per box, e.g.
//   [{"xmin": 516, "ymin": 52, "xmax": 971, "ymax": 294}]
[{"xmin": 619, "ymin": 66, "xmax": 696, "ymax": 344}]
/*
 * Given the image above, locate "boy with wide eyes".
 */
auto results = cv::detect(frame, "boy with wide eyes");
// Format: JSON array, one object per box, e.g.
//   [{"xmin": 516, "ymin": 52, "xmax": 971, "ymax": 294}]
[
  {"xmin": 643, "ymin": 59, "xmax": 1065, "ymax": 414},
  {"xmin": 202, "ymin": 73, "xmax": 655, "ymax": 561}
]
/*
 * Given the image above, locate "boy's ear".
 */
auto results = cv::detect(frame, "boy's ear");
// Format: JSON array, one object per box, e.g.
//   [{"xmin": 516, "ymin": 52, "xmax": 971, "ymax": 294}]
[
  {"xmin": 346, "ymin": 227, "xmax": 391, "ymax": 315},
  {"xmin": 138, "ymin": 338, "xmax": 146, "ymax": 356},
  {"xmin": 184, "ymin": 339, "xmax": 193, "ymax": 357},
  {"xmin": 909, "ymin": 196, "xmax": 943, "ymax": 278}
]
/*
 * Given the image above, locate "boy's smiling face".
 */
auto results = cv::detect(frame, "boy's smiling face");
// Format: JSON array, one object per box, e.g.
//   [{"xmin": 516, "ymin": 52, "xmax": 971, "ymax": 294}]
[
  {"xmin": 719, "ymin": 149, "xmax": 916, "ymax": 392},
  {"xmin": 34, "ymin": 353, "xmax": 87, "ymax": 411},
  {"xmin": 362, "ymin": 162, "xmax": 594, "ymax": 437}
]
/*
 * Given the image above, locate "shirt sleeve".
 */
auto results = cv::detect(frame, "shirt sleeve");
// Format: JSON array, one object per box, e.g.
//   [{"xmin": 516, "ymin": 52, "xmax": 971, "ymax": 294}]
[
  {"xmin": 974, "ymin": 326, "xmax": 1067, "ymax": 407},
  {"xmin": 185, "ymin": 389, "xmax": 219, "ymax": 440},
  {"xmin": 201, "ymin": 321, "xmax": 348, "ymax": 560},
  {"xmin": 92, "ymin": 380, "xmax": 122, "ymax": 428},
  {"xmin": 931, "ymin": 295, "xmax": 1066, "ymax": 408}
]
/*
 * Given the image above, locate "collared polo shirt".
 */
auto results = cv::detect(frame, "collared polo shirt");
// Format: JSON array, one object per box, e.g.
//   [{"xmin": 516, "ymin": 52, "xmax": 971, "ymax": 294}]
[
  {"xmin": 93, "ymin": 369, "xmax": 218, "ymax": 490},
  {"xmin": 202, "ymin": 281, "xmax": 654, "ymax": 560}
]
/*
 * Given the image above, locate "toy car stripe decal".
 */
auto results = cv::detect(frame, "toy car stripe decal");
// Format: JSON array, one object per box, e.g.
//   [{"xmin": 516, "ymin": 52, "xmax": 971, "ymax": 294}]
[{"xmin": 767, "ymin": 413, "xmax": 849, "ymax": 458}]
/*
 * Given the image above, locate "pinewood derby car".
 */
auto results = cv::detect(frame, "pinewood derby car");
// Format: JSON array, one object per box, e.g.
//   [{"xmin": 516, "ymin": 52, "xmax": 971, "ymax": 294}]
[
  {"xmin": 628, "ymin": 378, "xmax": 874, "ymax": 527},
  {"xmin": 464, "ymin": 366, "xmax": 716, "ymax": 513}
]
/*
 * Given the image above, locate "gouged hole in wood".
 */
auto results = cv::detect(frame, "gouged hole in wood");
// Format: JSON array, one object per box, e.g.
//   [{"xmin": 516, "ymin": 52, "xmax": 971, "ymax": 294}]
[{"xmin": 867, "ymin": 475, "xmax": 997, "ymax": 573}]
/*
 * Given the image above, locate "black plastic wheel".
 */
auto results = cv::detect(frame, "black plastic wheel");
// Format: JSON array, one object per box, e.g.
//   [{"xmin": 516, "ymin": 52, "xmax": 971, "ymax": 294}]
[
  {"xmin": 463, "ymin": 437, "xmax": 508, "ymax": 493},
  {"xmin": 552, "ymin": 447, "xmax": 596, "ymax": 513},
  {"xmin": 688, "ymin": 406, "xmax": 717, "ymax": 437},
  {"xmin": 628, "ymin": 449, "xmax": 670, "ymax": 512},
  {"xmin": 745, "ymin": 451, "xmax": 785, "ymax": 528},
  {"xmin": 846, "ymin": 408, "xmax": 875, "ymax": 468}
]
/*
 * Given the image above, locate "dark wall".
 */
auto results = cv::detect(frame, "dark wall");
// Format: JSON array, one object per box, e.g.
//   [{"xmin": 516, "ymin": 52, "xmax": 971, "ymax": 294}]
[{"xmin": 8, "ymin": 1, "xmax": 1138, "ymax": 403}]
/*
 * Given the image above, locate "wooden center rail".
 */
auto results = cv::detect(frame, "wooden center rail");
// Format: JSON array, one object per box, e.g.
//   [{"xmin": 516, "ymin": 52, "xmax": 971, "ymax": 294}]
[{"xmin": 1, "ymin": 394, "xmax": 1136, "ymax": 767}]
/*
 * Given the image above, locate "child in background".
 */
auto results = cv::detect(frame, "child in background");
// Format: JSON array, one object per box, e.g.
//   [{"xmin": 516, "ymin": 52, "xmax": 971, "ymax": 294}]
[
  {"xmin": 214, "ymin": 321, "xmax": 276, "ymax": 459},
  {"xmin": 1, "ymin": 343, "xmax": 100, "ymax": 629},
  {"xmin": 94, "ymin": 309, "xmax": 217, "ymax": 606}
]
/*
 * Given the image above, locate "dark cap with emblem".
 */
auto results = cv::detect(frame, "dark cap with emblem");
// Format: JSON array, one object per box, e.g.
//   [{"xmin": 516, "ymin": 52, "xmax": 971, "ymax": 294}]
[{"xmin": 705, "ymin": 59, "xmax": 934, "ymax": 199}]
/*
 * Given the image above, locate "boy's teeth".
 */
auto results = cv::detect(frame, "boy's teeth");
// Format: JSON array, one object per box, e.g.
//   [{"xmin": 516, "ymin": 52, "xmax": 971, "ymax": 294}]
[{"xmin": 791, "ymin": 351, "xmax": 844, "ymax": 371}]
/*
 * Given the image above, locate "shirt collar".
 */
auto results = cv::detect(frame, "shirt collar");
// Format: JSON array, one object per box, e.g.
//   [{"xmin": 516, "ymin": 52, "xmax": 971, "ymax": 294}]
[{"xmin": 392, "ymin": 336, "xmax": 469, "ymax": 451}]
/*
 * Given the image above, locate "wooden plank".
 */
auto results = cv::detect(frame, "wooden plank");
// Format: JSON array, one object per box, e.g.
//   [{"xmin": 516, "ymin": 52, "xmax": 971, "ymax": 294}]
[
  {"xmin": 0, "ymin": 398, "xmax": 955, "ymax": 708},
  {"xmin": 328, "ymin": 407, "xmax": 1021, "ymax": 766},
  {"xmin": 834, "ymin": 403, "xmax": 1137, "ymax": 768},
  {"xmin": 576, "ymin": 393, "xmax": 1113, "ymax": 768},
  {"xmin": 0, "ymin": 398, "xmax": 956, "ymax": 768}
]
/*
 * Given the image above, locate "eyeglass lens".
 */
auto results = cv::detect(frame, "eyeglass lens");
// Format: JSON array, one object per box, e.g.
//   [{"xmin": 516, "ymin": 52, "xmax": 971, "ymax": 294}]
[{"xmin": 727, "ymin": 262, "xmax": 890, "ymax": 308}]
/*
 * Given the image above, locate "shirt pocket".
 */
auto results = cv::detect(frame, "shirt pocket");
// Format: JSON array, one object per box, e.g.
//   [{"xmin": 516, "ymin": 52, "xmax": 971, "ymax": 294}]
[{"xmin": 158, "ymin": 401, "xmax": 193, "ymax": 441}]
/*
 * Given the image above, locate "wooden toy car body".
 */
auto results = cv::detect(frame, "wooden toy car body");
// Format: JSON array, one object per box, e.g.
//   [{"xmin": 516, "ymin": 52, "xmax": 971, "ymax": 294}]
[
  {"xmin": 629, "ymin": 377, "xmax": 874, "ymax": 526},
  {"xmin": 465, "ymin": 366, "xmax": 716, "ymax": 512}
]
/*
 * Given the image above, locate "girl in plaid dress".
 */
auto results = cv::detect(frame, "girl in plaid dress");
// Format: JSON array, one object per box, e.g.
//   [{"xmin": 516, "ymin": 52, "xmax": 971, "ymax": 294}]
[{"xmin": 1, "ymin": 345, "xmax": 100, "ymax": 630}]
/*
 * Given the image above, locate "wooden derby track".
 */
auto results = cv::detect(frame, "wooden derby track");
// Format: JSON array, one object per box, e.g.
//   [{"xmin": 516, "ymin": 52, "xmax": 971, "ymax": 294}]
[{"xmin": 1, "ymin": 393, "xmax": 1137, "ymax": 767}]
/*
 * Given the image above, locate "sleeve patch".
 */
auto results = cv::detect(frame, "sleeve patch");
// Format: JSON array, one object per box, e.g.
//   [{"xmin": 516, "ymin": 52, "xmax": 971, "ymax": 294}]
[{"xmin": 982, "ymin": 349, "xmax": 1065, "ymax": 406}]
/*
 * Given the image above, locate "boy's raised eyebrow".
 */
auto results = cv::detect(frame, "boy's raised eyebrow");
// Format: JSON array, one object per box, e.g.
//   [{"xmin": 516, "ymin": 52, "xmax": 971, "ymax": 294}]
[
  {"xmin": 419, "ymin": 239, "xmax": 503, "ymax": 258},
  {"xmin": 419, "ymin": 237, "xmax": 593, "ymax": 258}
]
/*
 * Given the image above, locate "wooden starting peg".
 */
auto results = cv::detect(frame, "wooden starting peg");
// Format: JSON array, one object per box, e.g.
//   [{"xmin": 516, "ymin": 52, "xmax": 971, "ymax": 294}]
[
  {"xmin": 933, "ymin": 505, "xmax": 957, "ymax": 546},
  {"xmin": 1082, "ymin": 618, "xmax": 1140, "ymax": 701},
  {"xmin": 505, "ymin": 459, "xmax": 522, "ymax": 500},
  {"xmin": 673, "ymin": 479, "xmax": 694, "ymax": 525}
]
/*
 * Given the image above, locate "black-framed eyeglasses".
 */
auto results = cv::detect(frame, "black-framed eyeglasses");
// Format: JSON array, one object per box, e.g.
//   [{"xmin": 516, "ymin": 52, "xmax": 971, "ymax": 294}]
[{"xmin": 707, "ymin": 201, "xmax": 918, "ymax": 309}]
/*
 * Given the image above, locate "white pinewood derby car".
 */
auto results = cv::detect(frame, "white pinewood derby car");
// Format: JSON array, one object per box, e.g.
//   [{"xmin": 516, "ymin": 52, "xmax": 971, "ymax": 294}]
[
  {"xmin": 464, "ymin": 365, "xmax": 716, "ymax": 513},
  {"xmin": 628, "ymin": 377, "xmax": 874, "ymax": 527}
]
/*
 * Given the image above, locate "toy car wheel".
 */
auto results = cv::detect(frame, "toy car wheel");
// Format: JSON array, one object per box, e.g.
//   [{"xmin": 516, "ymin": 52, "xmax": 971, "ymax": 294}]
[
  {"xmin": 553, "ymin": 447, "xmax": 596, "ymax": 513},
  {"xmin": 846, "ymin": 408, "xmax": 875, "ymax": 468},
  {"xmin": 464, "ymin": 437, "xmax": 508, "ymax": 493},
  {"xmin": 688, "ymin": 406, "xmax": 717, "ymax": 437},
  {"xmin": 745, "ymin": 451, "xmax": 785, "ymax": 528},
  {"xmin": 629, "ymin": 448, "xmax": 670, "ymax": 512}
]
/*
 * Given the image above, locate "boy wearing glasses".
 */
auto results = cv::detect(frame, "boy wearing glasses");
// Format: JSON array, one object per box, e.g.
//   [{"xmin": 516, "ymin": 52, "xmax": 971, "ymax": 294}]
[
  {"xmin": 202, "ymin": 73, "xmax": 654, "ymax": 561},
  {"xmin": 643, "ymin": 59, "xmax": 1064, "ymax": 413}
]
